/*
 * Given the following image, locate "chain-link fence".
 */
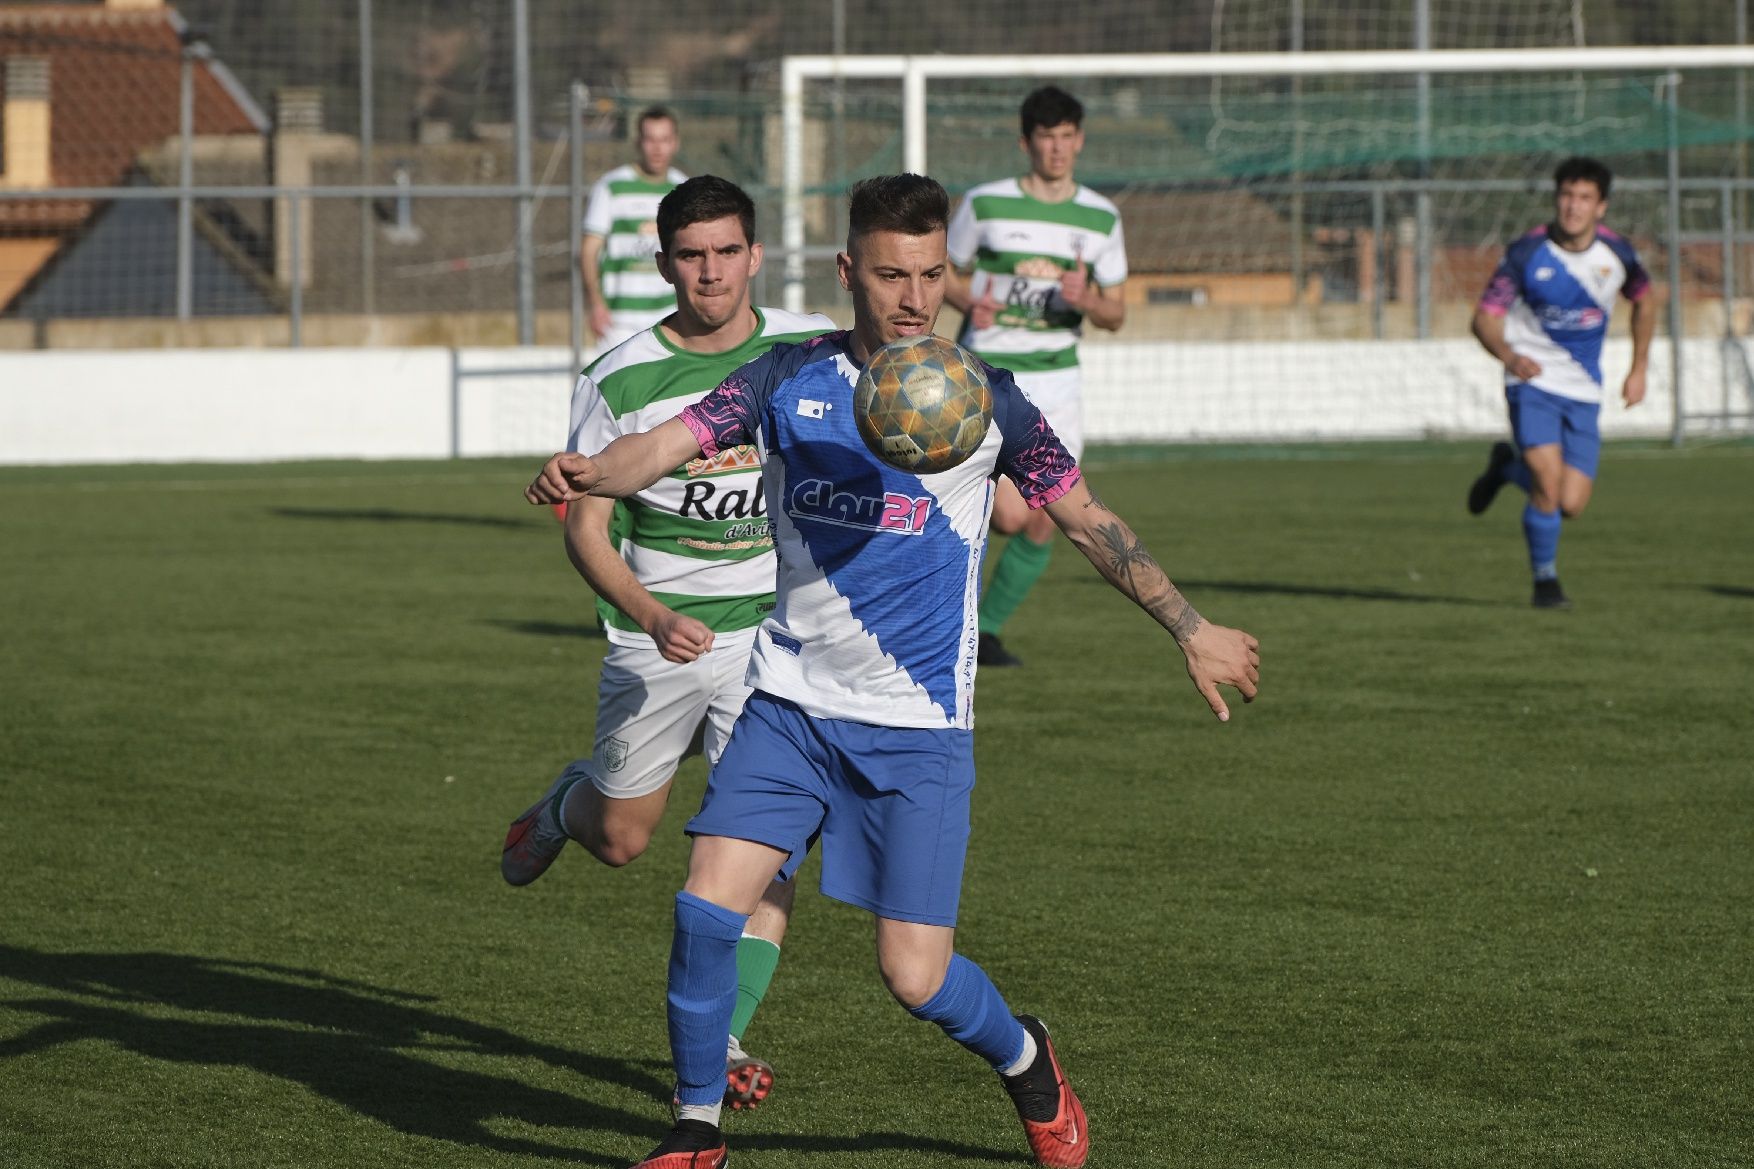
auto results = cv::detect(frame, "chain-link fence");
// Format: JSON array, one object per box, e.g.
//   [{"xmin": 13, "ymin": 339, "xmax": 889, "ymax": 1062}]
[{"xmin": 3, "ymin": 0, "xmax": 1754, "ymax": 368}]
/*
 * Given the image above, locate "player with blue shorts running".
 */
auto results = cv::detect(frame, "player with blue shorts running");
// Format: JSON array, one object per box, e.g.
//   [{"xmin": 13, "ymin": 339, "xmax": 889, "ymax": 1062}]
[
  {"xmin": 528, "ymin": 174, "xmax": 1260, "ymax": 1169},
  {"xmin": 1466, "ymin": 156, "xmax": 1656, "ymax": 609}
]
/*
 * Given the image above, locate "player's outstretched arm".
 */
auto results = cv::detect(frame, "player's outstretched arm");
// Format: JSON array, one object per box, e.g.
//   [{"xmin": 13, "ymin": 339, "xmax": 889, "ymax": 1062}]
[
  {"xmin": 1045, "ymin": 478, "xmax": 1260, "ymax": 722},
  {"xmin": 522, "ymin": 416, "xmax": 703, "ymax": 504},
  {"xmin": 564, "ymin": 495, "xmax": 714, "ymax": 663}
]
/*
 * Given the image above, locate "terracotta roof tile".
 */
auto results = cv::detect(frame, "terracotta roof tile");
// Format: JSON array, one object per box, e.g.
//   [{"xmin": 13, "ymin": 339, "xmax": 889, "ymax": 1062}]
[{"xmin": 2, "ymin": 3, "xmax": 260, "ymax": 228}]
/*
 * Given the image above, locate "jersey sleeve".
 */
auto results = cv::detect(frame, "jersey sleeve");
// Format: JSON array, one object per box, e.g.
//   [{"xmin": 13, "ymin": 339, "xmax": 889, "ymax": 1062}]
[
  {"xmin": 677, "ymin": 345, "xmax": 797, "ymax": 457},
  {"xmin": 1619, "ymin": 244, "xmax": 1652, "ymax": 302},
  {"xmin": 1091, "ymin": 215, "xmax": 1128, "ymax": 288},
  {"xmin": 567, "ymin": 371, "xmax": 617, "ymax": 454},
  {"xmin": 990, "ymin": 366, "xmax": 1081, "ymax": 508},
  {"xmin": 946, "ymin": 194, "xmax": 979, "ymax": 268},
  {"xmin": 581, "ymin": 174, "xmax": 614, "ymax": 238},
  {"xmin": 1477, "ymin": 246, "xmax": 1523, "ymax": 317}
]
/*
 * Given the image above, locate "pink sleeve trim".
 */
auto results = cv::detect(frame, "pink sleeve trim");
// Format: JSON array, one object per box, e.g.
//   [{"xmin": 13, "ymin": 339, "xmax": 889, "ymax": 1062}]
[
  {"xmin": 1476, "ymin": 301, "xmax": 1509, "ymax": 317},
  {"xmin": 1028, "ymin": 466, "xmax": 1082, "ymax": 510},
  {"xmin": 678, "ymin": 406, "xmax": 721, "ymax": 458}
]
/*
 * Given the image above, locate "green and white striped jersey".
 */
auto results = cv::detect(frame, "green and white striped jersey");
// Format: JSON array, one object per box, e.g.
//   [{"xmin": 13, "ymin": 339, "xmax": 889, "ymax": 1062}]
[
  {"xmin": 946, "ymin": 178, "xmax": 1127, "ymax": 374},
  {"xmin": 581, "ymin": 164, "xmax": 687, "ymax": 335},
  {"xmin": 569, "ymin": 307, "xmax": 834, "ymax": 646}
]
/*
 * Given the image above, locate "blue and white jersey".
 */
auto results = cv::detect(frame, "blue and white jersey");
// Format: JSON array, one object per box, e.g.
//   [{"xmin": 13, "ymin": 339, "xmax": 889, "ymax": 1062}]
[
  {"xmin": 679, "ymin": 331, "xmax": 1080, "ymax": 730},
  {"xmin": 1478, "ymin": 225, "xmax": 1651, "ymax": 404}
]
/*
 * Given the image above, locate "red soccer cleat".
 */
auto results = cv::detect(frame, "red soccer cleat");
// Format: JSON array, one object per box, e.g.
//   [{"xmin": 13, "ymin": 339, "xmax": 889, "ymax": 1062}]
[
  {"xmin": 629, "ymin": 1120, "xmax": 726, "ymax": 1169},
  {"xmin": 724, "ymin": 1051, "xmax": 774, "ymax": 1111},
  {"xmin": 1002, "ymin": 1015, "xmax": 1089, "ymax": 1168}
]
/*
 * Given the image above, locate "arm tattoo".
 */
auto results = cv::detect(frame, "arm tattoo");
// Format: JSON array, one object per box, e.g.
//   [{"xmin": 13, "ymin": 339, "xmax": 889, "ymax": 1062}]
[
  {"xmin": 1091, "ymin": 521, "xmax": 1204, "ymax": 645},
  {"xmin": 1095, "ymin": 521, "xmax": 1155, "ymax": 577}
]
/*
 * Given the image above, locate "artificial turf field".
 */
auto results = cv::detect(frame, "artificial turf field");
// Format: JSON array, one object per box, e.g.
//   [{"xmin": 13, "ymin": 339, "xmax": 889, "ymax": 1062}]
[{"xmin": 1, "ymin": 441, "xmax": 1750, "ymax": 1169}]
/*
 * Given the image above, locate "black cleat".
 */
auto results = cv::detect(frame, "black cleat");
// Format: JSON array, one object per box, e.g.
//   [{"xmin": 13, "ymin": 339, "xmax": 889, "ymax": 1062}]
[
  {"xmin": 629, "ymin": 1119, "xmax": 726, "ymax": 1169},
  {"xmin": 1467, "ymin": 441, "xmax": 1517, "ymax": 515},
  {"xmin": 1532, "ymin": 578, "xmax": 1572, "ymax": 610},
  {"xmin": 978, "ymin": 632, "xmax": 1024, "ymax": 668}
]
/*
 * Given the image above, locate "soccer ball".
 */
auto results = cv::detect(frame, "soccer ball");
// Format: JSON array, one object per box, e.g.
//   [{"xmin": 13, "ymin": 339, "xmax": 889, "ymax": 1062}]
[{"xmin": 852, "ymin": 335, "xmax": 993, "ymax": 474}]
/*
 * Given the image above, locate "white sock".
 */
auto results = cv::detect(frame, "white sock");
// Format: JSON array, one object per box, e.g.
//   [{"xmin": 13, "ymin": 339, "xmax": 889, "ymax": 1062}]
[
  {"xmin": 678, "ymin": 1101, "xmax": 723, "ymax": 1128},
  {"xmin": 1001, "ymin": 1030, "xmax": 1038, "ymax": 1077},
  {"xmin": 555, "ymin": 775, "xmax": 585, "ymax": 840}
]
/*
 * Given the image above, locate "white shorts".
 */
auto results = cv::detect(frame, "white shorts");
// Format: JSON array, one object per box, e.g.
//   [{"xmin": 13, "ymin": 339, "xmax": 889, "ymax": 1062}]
[
  {"xmin": 1012, "ymin": 367, "xmax": 1084, "ymax": 460},
  {"xmin": 576, "ymin": 635, "xmax": 755, "ymax": 799}
]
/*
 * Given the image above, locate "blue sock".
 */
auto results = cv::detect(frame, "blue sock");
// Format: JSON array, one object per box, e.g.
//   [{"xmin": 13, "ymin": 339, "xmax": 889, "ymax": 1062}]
[
  {"xmin": 668, "ymin": 892, "xmax": 748, "ymax": 1107},
  {"xmin": 1504, "ymin": 457, "xmax": 1532, "ymax": 493},
  {"xmin": 1522, "ymin": 503, "xmax": 1562, "ymax": 581},
  {"xmin": 907, "ymin": 953, "xmax": 1027, "ymax": 1071}
]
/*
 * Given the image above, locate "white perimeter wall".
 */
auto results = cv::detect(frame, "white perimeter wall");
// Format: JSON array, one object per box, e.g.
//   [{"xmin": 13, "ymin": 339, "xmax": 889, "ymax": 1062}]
[{"xmin": 0, "ymin": 339, "xmax": 1727, "ymax": 465}]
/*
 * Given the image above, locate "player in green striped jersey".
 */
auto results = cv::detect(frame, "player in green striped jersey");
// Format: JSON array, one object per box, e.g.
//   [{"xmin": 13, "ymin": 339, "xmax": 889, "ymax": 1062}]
[
  {"xmin": 581, "ymin": 107, "xmax": 687, "ymax": 350},
  {"xmin": 946, "ymin": 86, "xmax": 1128, "ymax": 668},
  {"xmin": 507, "ymin": 176, "xmax": 833, "ymax": 1111}
]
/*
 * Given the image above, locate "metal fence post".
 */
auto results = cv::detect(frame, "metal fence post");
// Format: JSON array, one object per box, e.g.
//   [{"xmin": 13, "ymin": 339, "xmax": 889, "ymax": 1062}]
[
  {"xmin": 1414, "ymin": 0, "xmax": 1432, "ymax": 340},
  {"xmin": 513, "ymin": 0, "xmax": 535, "ymax": 347},
  {"xmin": 289, "ymin": 190, "xmax": 303, "ymax": 348},
  {"xmin": 1666, "ymin": 71, "xmax": 1685, "ymax": 447},
  {"xmin": 360, "ymin": 0, "xmax": 375, "ymax": 315},
  {"xmin": 570, "ymin": 81, "xmax": 585, "ymax": 374},
  {"xmin": 1371, "ymin": 186, "xmax": 1386, "ymax": 340},
  {"xmin": 177, "ymin": 33, "xmax": 208, "ymax": 322},
  {"xmin": 1722, "ymin": 180, "xmax": 1735, "ymax": 421}
]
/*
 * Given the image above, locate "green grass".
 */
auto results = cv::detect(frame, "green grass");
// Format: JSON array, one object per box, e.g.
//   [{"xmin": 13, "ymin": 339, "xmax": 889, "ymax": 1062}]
[{"xmin": 2, "ymin": 443, "xmax": 1750, "ymax": 1168}]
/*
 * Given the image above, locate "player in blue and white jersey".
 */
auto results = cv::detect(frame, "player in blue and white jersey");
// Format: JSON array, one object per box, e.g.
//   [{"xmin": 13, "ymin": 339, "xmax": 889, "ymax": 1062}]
[
  {"xmin": 527, "ymin": 175, "xmax": 1260, "ymax": 1169},
  {"xmin": 1466, "ymin": 156, "xmax": 1656, "ymax": 609}
]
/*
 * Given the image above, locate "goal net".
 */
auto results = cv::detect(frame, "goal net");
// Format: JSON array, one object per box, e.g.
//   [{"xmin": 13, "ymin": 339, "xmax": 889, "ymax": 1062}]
[{"xmin": 779, "ymin": 48, "xmax": 1754, "ymax": 444}]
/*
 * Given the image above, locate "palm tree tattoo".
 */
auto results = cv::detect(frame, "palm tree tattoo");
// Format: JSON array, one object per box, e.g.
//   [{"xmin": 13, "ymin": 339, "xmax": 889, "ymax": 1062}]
[{"xmin": 1093, "ymin": 521, "xmax": 1203, "ymax": 643}]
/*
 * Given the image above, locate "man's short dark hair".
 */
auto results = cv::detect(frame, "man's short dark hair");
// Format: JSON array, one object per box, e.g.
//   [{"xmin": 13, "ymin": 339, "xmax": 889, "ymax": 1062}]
[
  {"xmin": 847, "ymin": 174, "xmax": 949, "ymax": 243},
  {"xmin": 1020, "ymin": 86, "xmax": 1084, "ymax": 137},
  {"xmin": 1554, "ymin": 156, "xmax": 1612, "ymax": 199},
  {"xmin": 636, "ymin": 105, "xmax": 677, "ymax": 133},
  {"xmin": 656, "ymin": 175, "xmax": 755, "ymax": 253}
]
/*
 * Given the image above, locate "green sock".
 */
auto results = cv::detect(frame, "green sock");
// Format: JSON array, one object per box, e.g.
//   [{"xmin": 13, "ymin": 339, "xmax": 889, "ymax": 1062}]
[
  {"xmin": 729, "ymin": 935, "xmax": 782, "ymax": 1043},
  {"xmin": 978, "ymin": 534, "xmax": 1053, "ymax": 635}
]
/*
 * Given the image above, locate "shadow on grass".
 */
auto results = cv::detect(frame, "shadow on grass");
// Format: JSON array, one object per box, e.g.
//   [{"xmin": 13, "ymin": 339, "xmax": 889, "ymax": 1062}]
[
  {"xmin": 270, "ymin": 506, "xmax": 539, "ymax": 530},
  {"xmin": 0, "ymin": 946, "xmax": 659, "ymax": 1163},
  {"xmin": 0, "ymin": 945, "xmax": 1015, "ymax": 1164},
  {"xmin": 1166, "ymin": 578, "xmax": 1499, "ymax": 606},
  {"xmin": 1703, "ymin": 584, "xmax": 1754, "ymax": 599},
  {"xmin": 487, "ymin": 618, "xmax": 606, "ymax": 640}
]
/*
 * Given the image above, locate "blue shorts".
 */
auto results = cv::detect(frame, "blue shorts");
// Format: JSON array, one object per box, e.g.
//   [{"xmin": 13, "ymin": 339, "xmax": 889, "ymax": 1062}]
[
  {"xmin": 1507, "ymin": 383, "xmax": 1601, "ymax": 479},
  {"xmin": 686, "ymin": 691, "xmax": 975, "ymax": 927}
]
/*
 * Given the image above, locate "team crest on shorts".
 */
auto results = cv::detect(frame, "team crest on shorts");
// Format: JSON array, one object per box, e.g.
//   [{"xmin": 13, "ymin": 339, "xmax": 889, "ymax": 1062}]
[{"xmin": 601, "ymin": 736, "xmax": 629, "ymax": 772}]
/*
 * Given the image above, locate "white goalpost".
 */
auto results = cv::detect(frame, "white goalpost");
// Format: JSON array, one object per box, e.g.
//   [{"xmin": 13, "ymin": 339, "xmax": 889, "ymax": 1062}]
[{"xmin": 780, "ymin": 47, "xmax": 1754, "ymax": 445}]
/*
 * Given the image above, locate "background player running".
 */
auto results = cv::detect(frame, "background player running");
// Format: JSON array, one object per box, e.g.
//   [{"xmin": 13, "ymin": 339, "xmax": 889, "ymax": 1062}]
[
  {"xmin": 946, "ymin": 86, "xmax": 1128, "ymax": 667},
  {"xmin": 505, "ymin": 175, "xmax": 832, "ymax": 1110},
  {"xmin": 1466, "ymin": 156, "xmax": 1655, "ymax": 609}
]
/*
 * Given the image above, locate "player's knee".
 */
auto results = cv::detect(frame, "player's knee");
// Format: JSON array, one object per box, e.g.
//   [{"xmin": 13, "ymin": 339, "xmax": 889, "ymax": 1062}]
[
  {"xmin": 990, "ymin": 507, "xmax": 1027, "ymax": 536},
  {"xmin": 876, "ymin": 954, "xmax": 947, "ymax": 1010},
  {"xmin": 581, "ymin": 820, "xmax": 654, "ymax": 867}
]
